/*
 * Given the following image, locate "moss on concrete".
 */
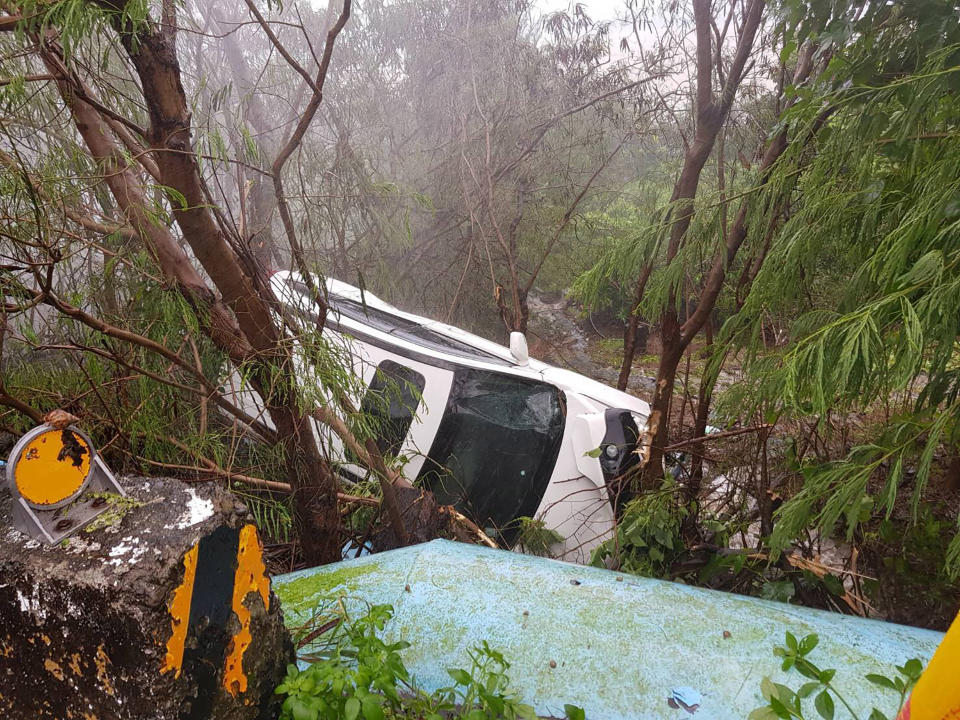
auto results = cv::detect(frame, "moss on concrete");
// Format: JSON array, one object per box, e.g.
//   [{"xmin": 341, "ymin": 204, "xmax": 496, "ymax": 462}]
[{"xmin": 274, "ymin": 563, "xmax": 379, "ymax": 611}]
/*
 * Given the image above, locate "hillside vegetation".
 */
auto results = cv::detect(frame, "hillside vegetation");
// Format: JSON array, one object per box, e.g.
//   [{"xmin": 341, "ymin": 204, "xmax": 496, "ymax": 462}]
[{"xmin": 0, "ymin": 0, "xmax": 957, "ymax": 627}]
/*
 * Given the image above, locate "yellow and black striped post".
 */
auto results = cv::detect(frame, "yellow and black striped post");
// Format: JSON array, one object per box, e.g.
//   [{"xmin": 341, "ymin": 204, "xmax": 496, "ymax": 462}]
[{"xmin": 0, "ymin": 476, "xmax": 292, "ymax": 720}]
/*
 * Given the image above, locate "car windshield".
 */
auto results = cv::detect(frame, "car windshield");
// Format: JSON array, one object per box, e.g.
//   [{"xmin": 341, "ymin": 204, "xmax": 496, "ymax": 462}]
[{"xmin": 417, "ymin": 368, "xmax": 565, "ymax": 542}]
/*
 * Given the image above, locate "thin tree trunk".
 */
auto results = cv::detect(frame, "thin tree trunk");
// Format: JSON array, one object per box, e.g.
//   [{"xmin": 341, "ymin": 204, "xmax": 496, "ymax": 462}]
[
  {"xmin": 618, "ymin": 314, "xmax": 637, "ymax": 391},
  {"xmin": 639, "ymin": 0, "xmax": 776, "ymax": 486},
  {"xmin": 617, "ymin": 263, "xmax": 654, "ymax": 390},
  {"xmin": 688, "ymin": 328, "xmax": 719, "ymax": 500}
]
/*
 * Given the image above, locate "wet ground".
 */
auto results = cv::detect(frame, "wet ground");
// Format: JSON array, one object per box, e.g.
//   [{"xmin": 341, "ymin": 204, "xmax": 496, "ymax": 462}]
[{"xmin": 525, "ymin": 293, "xmax": 656, "ymax": 395}]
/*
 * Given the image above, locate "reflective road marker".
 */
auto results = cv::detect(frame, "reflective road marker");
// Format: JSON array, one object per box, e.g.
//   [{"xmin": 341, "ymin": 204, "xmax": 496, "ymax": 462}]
[{"xmin": 5, "ymin": 423, "xmax": 126, "ymax": 543}]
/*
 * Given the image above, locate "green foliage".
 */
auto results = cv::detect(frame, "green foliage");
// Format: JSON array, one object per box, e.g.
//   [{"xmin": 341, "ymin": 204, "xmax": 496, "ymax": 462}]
[
  {"xmin": 512, "ymin": 516, "xmax": 564, "ymax": 557},
  {"xmin": 81, "ymin": 492, "xmax": 145, "ymax": 533},
  {"xmin": 572, "ymin": 202, "xmax": 670, "ymax": 316},
  {"xmin": 720, "ymin": 0, "xmax": 960, "ymax": 576},
  {"xmin": 750, "ymin": 632, "xmax": 923, "ymax": 720},
  {"xmin": 11, "ymin": 0, "xmax": 150, "ymax": 57},
  {"xmin": 276, "ymin": 604, "xmax": 584, "ymax": 720},
  {"xmin": 586, "ymin": 339, "xmax": 660, "ymax": 370},
  {"xmin": 238, "ymin": 491, "xmax": 293, "ymax": 543},
  {"xmin": 590, "ymin": 479, "xmax": 688, "ymax": 577},
  {"xmin": 759, "ymin": 580, "xmax": 797, "ymax": 605},
  {"xmin": 277, "ymin": 604, "xmax": 412, "ymax": 720},
  {"xmin": 0, "ymin": 272, "xmax": 294, "ymax": 489},
  {"xmin": 858, "ymin": 511, "xmax": 960, "ymax": 628},
  {"xmin": 433, "ymin": 643, "xmax": 539, "ymax": 720}
]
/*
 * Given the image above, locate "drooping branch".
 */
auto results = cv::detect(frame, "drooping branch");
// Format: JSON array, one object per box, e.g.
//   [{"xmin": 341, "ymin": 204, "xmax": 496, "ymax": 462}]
[
  {"xmin": 680, "ymin": 41, "xmax": 816, "ymax": 346},
  {"xmin": 39, "ymin": 339, "xmax": 279, "ymax": 443},
  {"xmin": 0, "ymin": 149, "xmax": 137, "ymax": 241},
  {"xmin": 34, "ymin": 38, "xmax": 257, "ymax": 363},
  {"xmin": 237, "ymin": 0, "xmax": 408, "ymax": 544},
  {"xmin": 267, "ymin": 0, "xmax": 352, "ymax": 332},
  {"xmin": 0, "ymin": 314, "xmax": 43, "ymax": 424}
]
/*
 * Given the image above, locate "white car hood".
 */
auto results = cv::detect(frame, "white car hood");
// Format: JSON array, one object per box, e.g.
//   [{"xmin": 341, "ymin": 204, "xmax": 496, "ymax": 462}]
[{"xmin": 538, "ymin": 366, "xmax": 650, "ymax": 418}]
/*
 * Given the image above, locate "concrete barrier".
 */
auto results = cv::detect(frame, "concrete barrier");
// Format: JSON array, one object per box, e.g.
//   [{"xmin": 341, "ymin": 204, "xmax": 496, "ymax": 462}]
[
  {"xmin": 275, "ymin": 540, "xmax": 944, "ymax": 720},
  {"xmin": 0, "ymin": 477, "xmax": 292, "ymax": 720}
]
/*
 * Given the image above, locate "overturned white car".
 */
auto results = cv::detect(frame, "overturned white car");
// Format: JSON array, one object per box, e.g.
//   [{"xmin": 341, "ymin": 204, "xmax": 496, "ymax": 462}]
[{"xmin": 232, "ymin": 271, "xmax": 650, "ymax": 562}]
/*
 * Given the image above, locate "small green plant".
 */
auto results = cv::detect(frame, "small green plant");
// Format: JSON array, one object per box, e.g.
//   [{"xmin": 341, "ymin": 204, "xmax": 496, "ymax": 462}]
[
  {"xmin": 513, "ymin": 516, "xmax": 564, "ymax": 557},
  {"xmin": 749, "ymin": 632, "xmax": 923, "ymax": 720},
  {"xmin": 235, "ymin": 490, "xmax": 293, "ymax": 543},
  {"xmin": 277, "ymin": 603, "xmax": 585, "ymax": 720},
  {"xmin": 277, "ymin": 604, "xmax": 410, "ymax": 720},
  {"xmin": 82, "ymin": 492, "xmax": 146, "ymax": 532},
  {"xmin": 432, "ymin": 641, "xmax": 538, "ymax": 720},
  {"xmin": 759, "ymin": 580, "xmax": 797, "ymax": 604},
  {"xmin": 590, "ymin": 479, "xmax": 688, "ymax": 577},
  {"xmin": 858, "ymin": 511, "xmax": 960, "ymax": 628}
]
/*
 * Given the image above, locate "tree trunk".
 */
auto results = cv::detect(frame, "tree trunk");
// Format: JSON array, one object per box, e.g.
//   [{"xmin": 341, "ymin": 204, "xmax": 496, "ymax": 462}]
[
  {"xmin": 515, "ymin": 290, "xmax": 529, "ymax": 336},
  {"xmin": 643, "ymin": 309, "xmax": 684, "ymax": 487},
  {"xmin": 121, "ymin": 26, "xmax": 348, "ymax": 563},
  {"xmin": 618, "ymin": 314, "xmax": 638, "ymax": 391},
  {"xmin": 688, "ymin": 331, "xmax": 718, "ymax": 500},
  {"xmin": 635, "ymin": 0, "xmax": 766, "ymax": 485},
  {"xmin": 617, "ymin": 264, "xmax": 654, "ymax": 390},
  {"xmin": 42, "ymin": 21, "xmax": 343, "ymax": 564}
]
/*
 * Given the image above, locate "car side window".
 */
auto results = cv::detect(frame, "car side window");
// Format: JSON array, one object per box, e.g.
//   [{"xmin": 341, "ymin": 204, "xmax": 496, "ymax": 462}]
[{"xmin": 358, "ymin": 360, "xmax": 425, "ymax": 458}]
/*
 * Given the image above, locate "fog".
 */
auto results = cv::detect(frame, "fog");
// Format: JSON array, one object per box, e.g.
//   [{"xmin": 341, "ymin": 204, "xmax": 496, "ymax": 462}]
[{"xmin": 163, "ymin": 0, "xmax": 717, "ymax": 341}]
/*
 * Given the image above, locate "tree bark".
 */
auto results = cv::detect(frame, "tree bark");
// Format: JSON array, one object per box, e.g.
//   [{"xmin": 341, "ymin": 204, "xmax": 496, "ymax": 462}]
[
  {"xmin": 39, "ymin": 16, "xmax": 343, "ymax": 563},
  {"xmin": 688, "ymin": 329, "xmax": 719, "ymax": 500},
  {"xmin": 617, "ymin": 263, "xmax": 654, "ymax": 390},
  {"xmin": 644, "ymin": 35, "xmax": 816, "ymax": 491},
  {"xmin": 37, "ymin": 42, "xmax": 254, "ymax": 363}
]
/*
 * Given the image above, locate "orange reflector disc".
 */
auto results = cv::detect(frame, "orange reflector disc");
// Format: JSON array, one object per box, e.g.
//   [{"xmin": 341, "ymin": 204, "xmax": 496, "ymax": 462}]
[{"xmin": 14, "ymin": 428, "xmax": 91, "ymax": 507}]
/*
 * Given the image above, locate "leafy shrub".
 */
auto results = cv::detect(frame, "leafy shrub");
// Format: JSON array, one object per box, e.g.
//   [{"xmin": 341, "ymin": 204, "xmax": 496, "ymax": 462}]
[
  {"xmin": 276, "ymin": 603, "xmax": 585, "ymax": 720},
  {"xmin": 590, "ymin": 479, "xmax": 689, "ymax": 576},
  {"xmin": 277, "ymin": 604, "xmax": 407, "ymax": 720},
  {"xmin": 513, "ymin": 516, "xmax": 564, "ymax": 557}
]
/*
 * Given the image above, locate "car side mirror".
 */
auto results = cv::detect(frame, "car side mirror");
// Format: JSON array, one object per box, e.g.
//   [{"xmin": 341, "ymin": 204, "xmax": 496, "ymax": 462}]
[{"xmin": 509, "ymin": 331, "xmax": 529, "ymax": 366}]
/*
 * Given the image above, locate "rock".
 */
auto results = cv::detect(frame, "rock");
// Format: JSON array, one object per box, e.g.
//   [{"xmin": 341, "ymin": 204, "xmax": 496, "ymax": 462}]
[{"xmin": 0, "ymin": 477, "xmax": 293, "ymax": 720}]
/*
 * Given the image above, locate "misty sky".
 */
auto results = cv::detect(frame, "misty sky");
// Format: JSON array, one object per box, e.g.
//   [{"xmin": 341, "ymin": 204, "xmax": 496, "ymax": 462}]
[
  {"xmin": 539, "ymin": 0, "xmax": 624, "ymax": 21},
  {"xmin": 540, "ymin": 0, "xmax": 623, "ymax": 19},
  {"xmin": 538, "ymin": 0, "xmax": 641, "ymax": 63}
]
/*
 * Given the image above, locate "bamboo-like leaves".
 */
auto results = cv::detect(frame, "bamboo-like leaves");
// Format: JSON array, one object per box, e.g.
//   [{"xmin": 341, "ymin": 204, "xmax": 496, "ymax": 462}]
[{"xmin": 726, "ymin": 6, "xmax": 960, "ymax": 575}]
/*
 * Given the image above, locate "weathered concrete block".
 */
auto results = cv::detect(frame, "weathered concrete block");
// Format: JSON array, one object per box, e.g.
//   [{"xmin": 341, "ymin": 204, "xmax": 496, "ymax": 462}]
[{"xmin": 0, "ymin": 477, "xmax": 293, "ymax": 719}]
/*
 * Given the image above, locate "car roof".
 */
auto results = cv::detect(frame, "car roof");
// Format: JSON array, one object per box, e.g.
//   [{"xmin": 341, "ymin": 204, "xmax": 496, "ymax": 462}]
[{"xmin": 271, "ymin": 271, "xmax": 650, "ymax": 417}]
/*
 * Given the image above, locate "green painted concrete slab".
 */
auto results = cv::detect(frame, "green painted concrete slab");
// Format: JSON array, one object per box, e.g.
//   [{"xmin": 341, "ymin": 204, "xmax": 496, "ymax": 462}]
[{"xmin": 274, "ymin": 540, "xmax": 943, "ymax": 720}]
